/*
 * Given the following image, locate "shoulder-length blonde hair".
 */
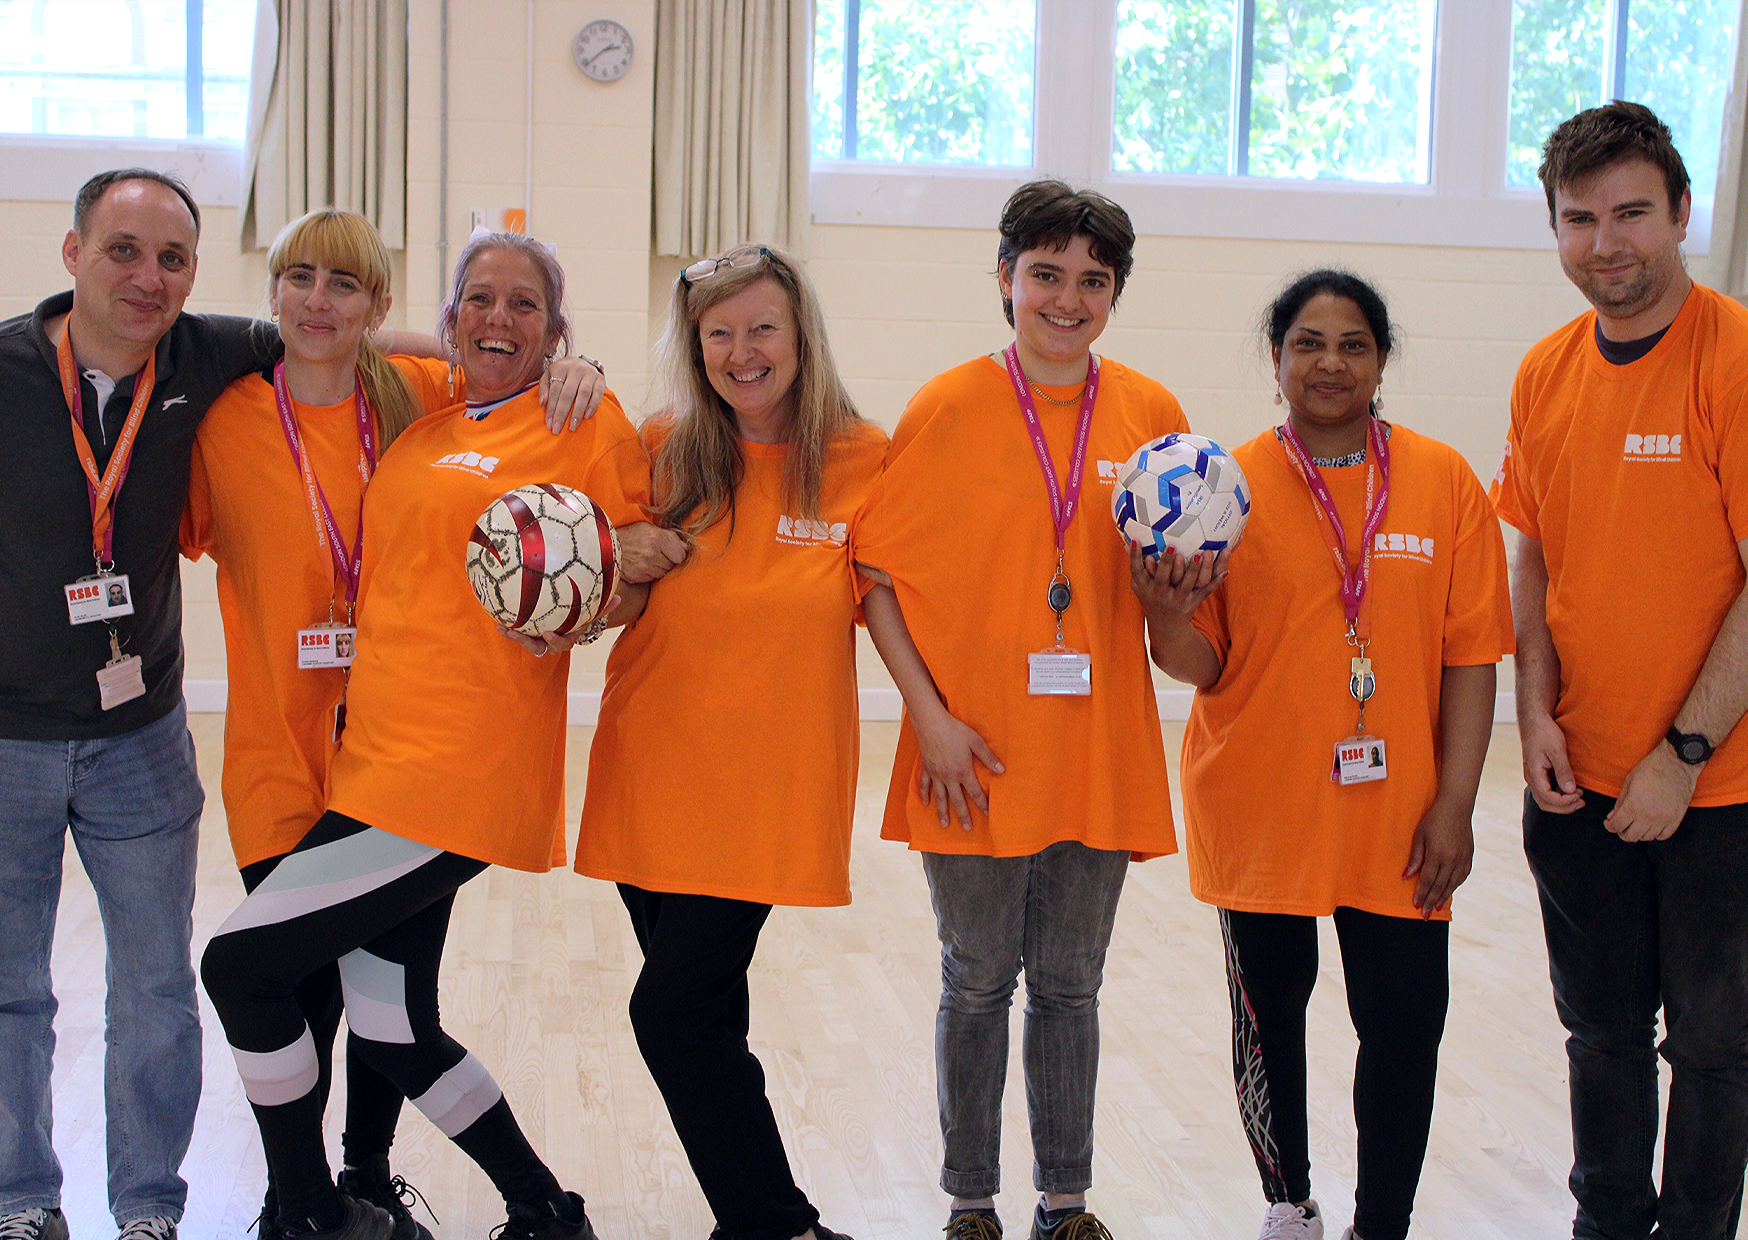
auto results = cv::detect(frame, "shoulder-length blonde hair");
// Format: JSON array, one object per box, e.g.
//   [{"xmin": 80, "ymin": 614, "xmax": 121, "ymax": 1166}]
[
  {"xmin": 267, "ymin": 209, "xmax": 423, "ymax": 448},
  {"xmin": 650, "ymin": 243, "xmax": 864, "ymax": 535}
]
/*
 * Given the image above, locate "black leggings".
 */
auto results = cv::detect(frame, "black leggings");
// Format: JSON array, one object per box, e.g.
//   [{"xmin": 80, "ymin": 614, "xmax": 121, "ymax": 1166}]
[
  {"xmin": 1221, "ymin": 906, "xmax": 1449, "ymax": 1240},
  {"xmin": 202, "ymin": 811, "xmax": 561, "ymax": 1227},
  {"xmin": 237, "ymin": 856, "xmax": 405, "ymax": 1177},
  {"xmin": 618, "ymin": 884, "xmax": 820, "ymax": 1240}
]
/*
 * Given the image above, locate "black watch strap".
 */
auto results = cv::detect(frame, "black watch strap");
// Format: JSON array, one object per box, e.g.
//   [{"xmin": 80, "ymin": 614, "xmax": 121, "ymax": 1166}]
[{"xmin": 1666, "ymin": 725, "xmax": 1715, "ymax": 765}]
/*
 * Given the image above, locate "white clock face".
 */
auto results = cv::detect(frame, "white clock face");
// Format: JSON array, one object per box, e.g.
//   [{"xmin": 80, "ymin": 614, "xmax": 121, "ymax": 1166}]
[{"xmin": 573, "ymin": 20, "xmax": 634, "ymax": 83}]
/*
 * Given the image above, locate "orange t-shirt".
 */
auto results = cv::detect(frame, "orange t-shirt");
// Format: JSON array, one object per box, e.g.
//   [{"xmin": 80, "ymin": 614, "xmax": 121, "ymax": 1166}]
[
  {"xmin": 325, "ymin": 386, "xmax": 650, "ymax": 871},
  {"xmin": 855, "ymin": 355, "xmax": 1186, "ymax": 859},
  {"xmin": 182, "ymin": 356, "xmax": 453, "ymax": 867},
  {"xmin": 1183, "ymin": 425, "xmax": 1513, "ymax": 920},
  {"xmin": 1492, "ymin": 284, "xmax": 1748, "ymax": 805},
  {"xmin": 575, "ymin": 422, "xmax": 889, "ymax": 906}
]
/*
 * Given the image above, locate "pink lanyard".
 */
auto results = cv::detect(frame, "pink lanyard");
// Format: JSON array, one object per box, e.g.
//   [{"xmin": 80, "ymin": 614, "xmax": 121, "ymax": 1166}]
[
  {"xmin": 1277, "ymin": 417, "xmax": 1391, "ymax": 643},
  {"xmin": 1002, "ymin": 343, "xmax": 1100, "ymax": 556},
  {"xmin": 272, "ymin": 360, "xmax": 377, "ymax": 609}
]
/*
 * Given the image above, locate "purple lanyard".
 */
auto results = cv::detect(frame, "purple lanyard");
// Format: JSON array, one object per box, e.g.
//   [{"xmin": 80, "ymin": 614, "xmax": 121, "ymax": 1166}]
[
  {"xmin": 1002, "ymin": 343, "xmax": 1100, "ymax": 554},
  {"xmin": 272, "ymin": 360, "xmax": 376, "ymax": 606},
  {"xmin": 1277, "ymin": 417, "xmax": 1391, "ymax": 639}
]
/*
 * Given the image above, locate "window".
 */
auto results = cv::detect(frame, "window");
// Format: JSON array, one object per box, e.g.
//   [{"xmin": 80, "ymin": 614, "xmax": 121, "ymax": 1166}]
[
  {"xmin": 1113, "ymin": 0, "xmax": 1437, "ymax": 184},
  {"xmin": 809, "ymin": 0, "xmax": 1743, "ymax": 252},
  {"xmin": 1508, "ymin": 0, "xmax": 1740, "ymax": 194},
  {"xmin": 813, "ymin": 0, "xmax": 1036, "ymax": 166},
  {"xmin": 0, "ymin": 0, "xmax": 257, "ymax": 144}
]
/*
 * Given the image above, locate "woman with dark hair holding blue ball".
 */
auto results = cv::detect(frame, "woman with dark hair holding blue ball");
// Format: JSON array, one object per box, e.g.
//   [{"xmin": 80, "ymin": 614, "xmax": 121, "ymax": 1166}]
[{"xmin": 1140, "ymin": 270, "xmax": 1512, "ymax": 1240}]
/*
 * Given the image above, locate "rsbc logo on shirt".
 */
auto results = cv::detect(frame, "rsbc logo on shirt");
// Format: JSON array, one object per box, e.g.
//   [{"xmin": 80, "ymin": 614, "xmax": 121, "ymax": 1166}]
[
  {"xmin": 1373, "ymin": 532, "xmax": 1435, "ymax": 562},
  {"xmin": 1095, "ymin": 460, "xmax": 1124, "ymax": 486},
  {"xmin": 775, "ymin": 515, "xmax": 847, "ymax": 547},
  {"xmin": 1623, "ymin": 433, "xmax": 1682, "ymax": 461},
  {"xmin": 432, "ymin": 451, "xmax": 500, "ymax": 477}
]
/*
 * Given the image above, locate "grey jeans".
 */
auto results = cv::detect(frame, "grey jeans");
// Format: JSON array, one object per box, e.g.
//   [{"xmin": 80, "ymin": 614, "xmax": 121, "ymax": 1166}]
[{"xmin": 923, "ymin": 840, "xmax": 1129, "ymax": 1197}]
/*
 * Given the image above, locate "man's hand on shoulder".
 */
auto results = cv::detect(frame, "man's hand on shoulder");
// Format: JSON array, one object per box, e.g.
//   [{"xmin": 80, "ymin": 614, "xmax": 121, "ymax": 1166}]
[{"xmin": 1605, "ymin": 743, "xmax": 1699, "ymax": 841}]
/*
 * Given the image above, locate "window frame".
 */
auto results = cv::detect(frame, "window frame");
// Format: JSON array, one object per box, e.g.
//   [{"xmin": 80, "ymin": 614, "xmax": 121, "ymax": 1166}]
[
  {"xmin": 0, "ymin": 0, "xmax": 251, "ymax": 208},
  {"xmin": 808, "ymin": 0, "xmax": 1723, "ymax": 253}
]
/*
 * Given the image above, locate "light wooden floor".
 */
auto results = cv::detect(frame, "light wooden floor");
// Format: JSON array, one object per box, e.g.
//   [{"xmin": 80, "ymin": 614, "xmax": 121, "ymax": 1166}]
[{"xmin": 41, "ymin": 719, "xmax": 1705, "ymax": 1239}]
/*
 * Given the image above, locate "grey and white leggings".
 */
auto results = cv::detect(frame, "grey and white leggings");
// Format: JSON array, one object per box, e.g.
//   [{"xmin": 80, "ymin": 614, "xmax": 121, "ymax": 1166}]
[{"xmin": 201, "ymin": 811, "xmax": 561, "ymax": 1228}]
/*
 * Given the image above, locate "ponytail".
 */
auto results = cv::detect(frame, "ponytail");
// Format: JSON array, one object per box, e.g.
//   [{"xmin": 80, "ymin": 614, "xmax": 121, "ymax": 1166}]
[{"xmin": 357, "ymin": 335, "xmax": 423, "ymax": 450}]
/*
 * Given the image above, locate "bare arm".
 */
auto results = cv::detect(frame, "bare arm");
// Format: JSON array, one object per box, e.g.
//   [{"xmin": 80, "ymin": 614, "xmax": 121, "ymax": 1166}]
[
  {"xmin": 1605, "ymin": 537, "xmax": 1748, "ymax": 841},
  {"xmin": 1511, "ymin": 532, "xmax": 1584, "ymax": 813},
  {"xmin": 1127, "ymin": 544, "xmax": 1226, "ymax": 688},
  {"xmin": 1404, "ymin": 662, "xmax": 1495, "ymax": 915},
  {"xmin": 856, "ymin": 566, "xmax": 1004, "ymax": 831}
]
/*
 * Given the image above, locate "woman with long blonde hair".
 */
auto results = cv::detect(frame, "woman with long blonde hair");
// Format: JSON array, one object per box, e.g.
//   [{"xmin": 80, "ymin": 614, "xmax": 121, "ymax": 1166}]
[
  {"xmin": 575, "ymin": 243, "xmax": 887, "ymax": 1240},
  {"xmin": 184, "ymin": 209, "xmax": 605, "ymax": 1240}
]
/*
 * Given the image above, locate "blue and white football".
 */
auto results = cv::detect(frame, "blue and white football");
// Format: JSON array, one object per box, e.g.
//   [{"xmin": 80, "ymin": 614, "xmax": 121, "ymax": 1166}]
[{"xmin": 1111, "ymin": 433, "xmax": 1251, "ymax": 557}]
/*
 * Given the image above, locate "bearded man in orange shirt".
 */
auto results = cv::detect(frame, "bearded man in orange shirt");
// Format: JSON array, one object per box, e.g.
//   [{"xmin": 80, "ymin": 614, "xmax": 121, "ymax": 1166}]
[{"xmin": 1493, "ymin": 102, "xmax": 1748, "ymax": 1240}]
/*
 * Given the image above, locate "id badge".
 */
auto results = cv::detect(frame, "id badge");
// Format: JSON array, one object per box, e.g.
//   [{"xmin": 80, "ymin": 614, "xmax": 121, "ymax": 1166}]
[
  {"xmin": 1028, "ymin": 651, "xmax": 1091, "ymax": 696},
  {"xmin": 97, "ymin": 654, "xmax": 145, "ymax": 710},
  {"xmin": 297, "ymin": 625, "xmax": 358, "ymax": 669},
  {"xmin": 1332, "ymin": 735, "xmax": 1388, "ymax": 785},
  {"xmin": 65, "ymin": 573, "xmax": 135, "ymax": 626}
]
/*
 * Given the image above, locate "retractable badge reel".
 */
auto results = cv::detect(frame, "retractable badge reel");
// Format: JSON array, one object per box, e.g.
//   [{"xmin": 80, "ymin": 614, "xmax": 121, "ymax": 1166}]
[
  {"xmin": 1332, "ymin": 622, "xmax": 1386, "ymax": 785},
  {"xmin": 1029, "ymin": 554, "xmax": 1092, "ymax": 696}
]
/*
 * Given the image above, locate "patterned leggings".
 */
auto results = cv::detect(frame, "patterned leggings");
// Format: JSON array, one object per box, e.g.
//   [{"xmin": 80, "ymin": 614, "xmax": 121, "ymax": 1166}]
[
  {"xmin": 1221, "ymin": 906, "xmax": 1448, "ymax": 1240},
  {"xmin": 201, "ymin": 811, "xmax": 560, "ymax": 1228}
]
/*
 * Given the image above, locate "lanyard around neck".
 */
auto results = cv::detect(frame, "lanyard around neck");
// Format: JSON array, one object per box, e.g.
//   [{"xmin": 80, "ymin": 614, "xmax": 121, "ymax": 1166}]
[
  {"xmin": 1277, "ymin": 416, "xmax": 1391, "ymax": 642},
  {"xmin": 272, "ymin": 360, "xmax": 377, "ymax": 607},
  {"xmin": 1002, "ymin": 343, "xmax": 1100, "ymax": 555},
  {"xmin": 56, "ymin": 326, "xmax": 155, "ymax": 568}
]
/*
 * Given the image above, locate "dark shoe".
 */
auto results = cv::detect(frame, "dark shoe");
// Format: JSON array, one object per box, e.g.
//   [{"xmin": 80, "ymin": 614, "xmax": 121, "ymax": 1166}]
[
  {"xmin": 809, "ymin": 1228, "xmax": 858, "ymax": 1240},
  {"xmin": 1029, "ymin": 1205, "xmax": 1112, "ymax": 1240},
  {"xmin": 266, "ymin": 1196, "xmax": 394, "ymax": 1240},
  {"xmin": 0, "ymin": 1209, "xmax": 69, "ymax": 1240},
  {"xmin": 337, "ymin": 1165, "xmax": 435, "ymax": 1240},
  {"xmin": 116, "ymin": 1219, "xmax": 177, "ymax": 1240},
  {"xmin": 945, "ymin": 1210, "xmax": 1003, "ymax": 1240},
  {"xmin": 490, "ymin": 1191, "xmax": 596, "ymax": 1240}
]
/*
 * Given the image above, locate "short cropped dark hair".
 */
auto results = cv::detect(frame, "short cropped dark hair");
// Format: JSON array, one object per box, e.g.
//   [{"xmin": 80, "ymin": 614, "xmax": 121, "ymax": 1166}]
[
  {"xmin": 995, "ymin": 180, "xmax": 1135, "ymax": 327},
  {"xmin": 1538, "ymin": 101, "xmax": 1689, "ymax": 229},
  {"xmin": 1261, "ymin": 268, "xmax": 1397, "ymax": 361},
  {"xmin": 74, "ymin": 168, "xmax": 202, "ymax": 239}
]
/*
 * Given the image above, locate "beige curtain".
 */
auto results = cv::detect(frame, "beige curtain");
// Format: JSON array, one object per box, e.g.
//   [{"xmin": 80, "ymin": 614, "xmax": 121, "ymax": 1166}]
[
  {"xmin": 241, "ymin": 0, "xmax": 409, "ymax": 250},
  {"xmin": 653, "ymin": 0, "xmax": 811, "ymax": 259},
  {"xmin": 1698, "ymin": 14, "xmax": 1748, "ymax": 297}
]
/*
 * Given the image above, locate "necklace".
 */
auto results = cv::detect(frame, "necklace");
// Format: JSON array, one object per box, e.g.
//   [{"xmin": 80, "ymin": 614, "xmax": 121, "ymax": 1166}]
[{"xmin": 1029, "ymin": 380, "xmax": 1086, "ymax": 407}]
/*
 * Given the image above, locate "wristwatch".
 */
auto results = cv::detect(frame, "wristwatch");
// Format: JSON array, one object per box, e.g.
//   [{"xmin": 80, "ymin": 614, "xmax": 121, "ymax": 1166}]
[{"xmin": 1666, "ymin": 725, "xmax": 1716, "ymax": 765}]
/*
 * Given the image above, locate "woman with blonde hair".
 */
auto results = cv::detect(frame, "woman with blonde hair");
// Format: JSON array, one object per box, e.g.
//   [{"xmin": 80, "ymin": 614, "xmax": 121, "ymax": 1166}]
[
  {"xmin": 184, "ymin": 210, "xmax": 606, "ymax": 1240},
  {"xmin": 574, "ymin": 243, "xmax": 886, "ymax": 1240}
]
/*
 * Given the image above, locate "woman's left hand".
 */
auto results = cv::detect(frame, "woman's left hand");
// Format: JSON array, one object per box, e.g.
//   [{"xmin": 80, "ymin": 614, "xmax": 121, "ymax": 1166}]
[
  {"xmin": 1404, "ymin": 797, "xmax": 1475, "ymax": 917},
  {"xmin": 541, "ymin": 356, "xmax": 607, "ymax": 432},
  {"xmin": 494, "ymin": 605, "xmax": 618, "ymax": 656}
]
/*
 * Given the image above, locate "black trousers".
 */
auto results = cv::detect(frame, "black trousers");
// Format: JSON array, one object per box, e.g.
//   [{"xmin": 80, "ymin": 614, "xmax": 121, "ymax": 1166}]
[
  {"xmin": 618, "ymin": 884, "xmax": 819, "ymax": 1240},
  {"xmin": 1525, "ymin": 790, "xmax": 1748, "ymax": 1240},
  {"xmin": 1220, "ymin": 906, "xmax": 1449, "ymax": 1240},
  {"xmin": 238, "ymin": 855, "xmax": 405, "ymax": 1176},
  {"xmin": 203, "ymin": 812, "xmax": 560, "ymax": 1226}
]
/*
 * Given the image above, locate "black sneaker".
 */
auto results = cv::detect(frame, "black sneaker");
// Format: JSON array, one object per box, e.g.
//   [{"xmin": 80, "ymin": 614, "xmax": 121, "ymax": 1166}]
[
  {"xmin": 945, "ymin": 1210, "xmax": 1003, "ymax": 1240},
  {"xmin": 266, "ymin": 1196, "xmax": 394, "ymax": 1240},
  {"xmin": 1028, "ymin": 1204, "xmax": 1112, "ymax": 1240},
  {"xmin": 490, "ymin": 1191, "xmax": 596, "ymax": 1240},
  {"xmin": 337, "ymin": 1165, "xmax": 435, "ymax": 1240},
  {"xmin": 810, "ymin": 1228, "xmax": 858, "ymax": 1240},
  {"xmin": 0, "ymin": 1209, "xmax": 68, "ymax": 1240}
]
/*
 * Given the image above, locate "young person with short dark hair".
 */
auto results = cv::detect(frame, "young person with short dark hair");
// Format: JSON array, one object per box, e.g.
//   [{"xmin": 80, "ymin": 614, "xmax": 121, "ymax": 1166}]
[
  {"xmin": 1495, "ymin": 100, "xmax": 1748, "ymax": 1240},
  {"xmin": 856, "ymin": 180, "xmax": 1186, "ymax": 1240}
]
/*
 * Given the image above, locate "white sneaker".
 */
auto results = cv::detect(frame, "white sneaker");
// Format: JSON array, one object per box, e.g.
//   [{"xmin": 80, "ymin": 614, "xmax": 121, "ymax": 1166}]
[{"xmin": 1258, "ymin": 1200, "xmax": 1324, "ymax": 1239}]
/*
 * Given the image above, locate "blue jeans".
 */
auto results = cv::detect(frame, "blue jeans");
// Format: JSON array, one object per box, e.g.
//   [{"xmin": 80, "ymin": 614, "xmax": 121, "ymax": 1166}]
[
  {"xmin": 922, "ymin": 841, "xmax": 1129, "ymax": 1198},
  {"xmin": 0, "ymin": 701, "xmax": 204, "ymax": 1227},
  {"xmin": 1524, "ymin": 790, "xmax": 1748, "ymax": 1240}
]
